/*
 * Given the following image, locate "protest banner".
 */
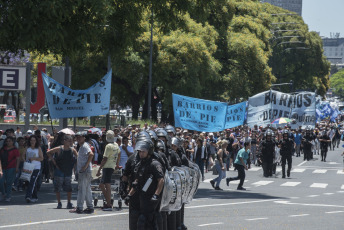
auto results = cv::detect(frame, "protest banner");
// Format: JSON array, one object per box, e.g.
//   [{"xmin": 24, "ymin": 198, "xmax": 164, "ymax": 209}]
[
  {"xmin": 42, "ymin": 70, "xmax": 112, "ymax": 119},
  {"xmin": 173, "ymin": 93, "xmax": 228, "ymax": 132},
  {"xmin": 224, "ymin": 102, "xmax": 246, "ymax": 129},
  {"xmin": 247, "ymin": 90, "xmax": 316, "ymax": 128}
]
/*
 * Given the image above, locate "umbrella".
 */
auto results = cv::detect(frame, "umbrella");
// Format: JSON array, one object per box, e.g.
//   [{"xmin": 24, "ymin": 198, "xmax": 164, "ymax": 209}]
[
  {"xmin": 58, "ymin": 128, "xmax": 75, "ymax": 135},
  {"xmin": 271, "ymin": 117, "xmax": 292, "ymax": 124},
  {"xmin": 88, "ymin": 127, "xmax": 102, "ymax": 136}
]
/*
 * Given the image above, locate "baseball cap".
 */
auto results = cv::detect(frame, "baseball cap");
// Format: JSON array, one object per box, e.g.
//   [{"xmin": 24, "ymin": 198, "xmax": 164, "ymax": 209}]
[{"xmin": 106, "ymin": 130, "xmax": 115, "ymax": 142}]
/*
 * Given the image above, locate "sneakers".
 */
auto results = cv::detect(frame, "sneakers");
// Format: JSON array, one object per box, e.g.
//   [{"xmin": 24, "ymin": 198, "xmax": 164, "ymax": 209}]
[
  {"xmin": 18, "ymin": 187, "xmax": 23, "ymax": 192},
  {"xmin": 210, "ymin": 180, "xmax": 215, "ymax": 188},
  {"xmin": 57, "ymin": 202, "xmax": 62, "ymax": 209},
  {"xmin": 237, "ymin": 187, "xmax": 246, "ymax": 191},
  {"xmin": 287, "ymin": 171, "xmax": 290, "ymax": 177},
  {"xmin": 5, "ymin": 197, "xmax": 11, "ymax": 202},
  {"xmin": 69, "ymin": 207, "xmax": 83, "ymax": 214},
  {"xmin": 30, "ymin": 198, "xmax": 38, "ymax": 203},
  {"xmin": 26, "ymin": 197, "xmax": 31, "ymax": 203},
  {"xmin": 12, "ymin": 186, "xmax": 17, "ymax": 192},
  {"xmin": 83, "ymin": 208, "xmax": 94, "ymax": 214},
  {"xmin": 102, "ymin": 204, "xmax": 112, "ymax": 211},
  {"xmin": 214, "ymin": 187, "xmax": 223, "ymax": 191},
  {"xmin": 67, "ymin": 202, "xmax": 74, "ymax": 209}
]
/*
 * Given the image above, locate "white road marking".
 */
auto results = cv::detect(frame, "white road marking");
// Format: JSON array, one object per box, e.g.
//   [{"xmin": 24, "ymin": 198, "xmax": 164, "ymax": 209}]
[
  {"xmin": 289, "ymin": 197, "xmax": 299, "ymax": 199},
  {"xmin": 281, "ymin": 182, "xmax": 301, "ymax": 187},
  {"xmin": 203, "ymin": 179, "xmax": 213, "ymax": 183},
  {"xmin": 289, "ymin": 214, "xmax": 309, "ymax": 217},
  {"xmin": 275, "ymin": 200, "xmax": 344, "ymax": 208},
  {"xmin": 229, "ymin": 180, "xmax": 248, "ymax": 185},
  {"xmin": 246, "ymin": 218, "xmax": 268, "ymax": 221},
  {"xmin": 275, "ymin": 168, "xmax": 282, "ymax": 172},
  {"xmin": 0, "ymin": 208, "xmax": 6, "ymax": 210},
  {"xmin": 310, "ymin": 183, "xmax": 328, "ymax": 188},
  {"xmin": 249, "ymin": 167, "xmax": 261, "ymax": 171},
  {"xmin": 186, "ymin": 199, "xmax": 281, "ymax": 209},
  {"xmin": 325, "ymin": 211, "xmax": 344, "ymax": 214},
  {"xmin": 252, "ymin": 181, "xmax": 274, "ymax": 187},
  {"xmin": 37, "ymin": 203, "xmax": 59, "ymax": 206},
  {"xmin": 328, "ymin": 162, "xmax": 340, "ymax": 165},
  {"xmin": 297, "ymin": 161, "xmax": 307, "ymax": 167},
  {"xmin": 312, "ymin": 169, "xmax": 327, "ymax": 174},
  {"xmin": 291, "ymin": 168, "xmax": 305, "ymax": 173},
  {"xmin": 338, "ymin": 170, "xmax": 344, "ymax": 174},
  {"xmin": 0, "ymin": 212, "xmax": 129, "ymax": 229},
  {"xmin": 341, "ymin": 185, "xmax": 344, "ymax": 189},
  {"xmin": 198, "ymin": 222, "xmax": 223, "ymax": 227},
  {"xmin": 323, "ymin": 193, "xmax": 334, "ymax": 195},
  {"xmin": 307, "ymin": 195, "xmax": 319, "ymax": 197}
]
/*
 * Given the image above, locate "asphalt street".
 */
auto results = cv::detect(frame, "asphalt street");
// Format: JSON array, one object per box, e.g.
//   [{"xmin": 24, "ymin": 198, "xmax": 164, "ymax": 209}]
[{"xmin": 0, "ymin": 146, "xmax": 343, "ymax": 230}]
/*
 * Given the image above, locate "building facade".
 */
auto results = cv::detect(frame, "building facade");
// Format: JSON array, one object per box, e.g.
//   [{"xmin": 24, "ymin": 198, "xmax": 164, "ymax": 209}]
[
  {"xmin": 261, "ymin": 0, "xmax": 303, "ymax": 16},
  {"xmin": 323, "ymin": 37, "xmax": 344, "ymax": 64}
]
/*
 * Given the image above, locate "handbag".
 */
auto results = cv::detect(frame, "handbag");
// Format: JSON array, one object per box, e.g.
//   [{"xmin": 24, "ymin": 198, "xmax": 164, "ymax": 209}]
[{"xmin": 20, "ymin": 162, "xmax": 35, "ymax": 182}]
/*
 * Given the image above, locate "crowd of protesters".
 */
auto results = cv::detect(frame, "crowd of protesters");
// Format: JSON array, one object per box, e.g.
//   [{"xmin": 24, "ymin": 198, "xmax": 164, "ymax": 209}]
[{"xmin": 1, "ymin": 119, "xmax": 344, "ymax": 206}]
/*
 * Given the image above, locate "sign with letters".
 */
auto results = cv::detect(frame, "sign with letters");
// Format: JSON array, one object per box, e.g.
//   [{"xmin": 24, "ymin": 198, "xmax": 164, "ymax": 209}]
[
  {"xmin": 0, "ymin": 65, "xmax": 26, "ymax": 90},
  {"xmin": 172, "ymin": 94, "xmax": 246, "ymax": 132},
  {"xmin": 247, "ymin": 90, "xmax": 316, "ymax": 128},
  {"xmin": 42, "ymin": 70, "xmax": 112, "ymax": 119}
]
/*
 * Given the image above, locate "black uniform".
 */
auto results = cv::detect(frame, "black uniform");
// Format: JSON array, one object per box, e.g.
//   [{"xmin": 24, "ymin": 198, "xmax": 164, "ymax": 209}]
[
  {"xmin": 302, "ymin": 134, "xmax": 313, "ymax": 161},
  {"xmin": 259, "ymin": 139, "xmax": 275, "ymax": 177},
  {"xmin": 133, "ymin": 157, "xmax": 164, "ymax": 230},
  {"xmin": 319, "ymin": 133, "xmax": 330, "ymax": 161},
  {"xmin": 279, "ymin": 138, "xmax": 294, "ymax": 178}
]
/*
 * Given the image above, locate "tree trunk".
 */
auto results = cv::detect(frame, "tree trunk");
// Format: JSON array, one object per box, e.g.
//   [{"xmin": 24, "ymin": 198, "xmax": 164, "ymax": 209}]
[
  {"xmin": 131, "ymin": 97, "xmax": 140, "ymax": 120},
  {"xmin": 141, "ymin": 93, "xmax": 148, "ymax": 120},
  {"xmin": 151, "ymin": 94, "xmax": 158, "ymax": 121}
]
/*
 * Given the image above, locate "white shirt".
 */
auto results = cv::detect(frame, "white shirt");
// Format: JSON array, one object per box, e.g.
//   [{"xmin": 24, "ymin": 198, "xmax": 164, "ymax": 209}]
[{"xmin": 26, "ymin": 147, "xmax": 41, "ymax": 170}]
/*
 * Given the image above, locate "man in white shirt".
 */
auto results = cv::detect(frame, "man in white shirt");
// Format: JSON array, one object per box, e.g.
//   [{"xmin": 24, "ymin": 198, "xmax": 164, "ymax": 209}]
[{"xmin": 119, "ymin": 136, "xmax": 133, "ymax": 169}]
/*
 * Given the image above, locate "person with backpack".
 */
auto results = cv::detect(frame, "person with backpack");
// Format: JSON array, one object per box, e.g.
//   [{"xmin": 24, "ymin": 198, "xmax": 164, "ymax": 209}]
[
  {"xmin": 0, "ymin": 136, "xmax": 20, "ymax": 202},
  {"xmin": 47, "ymin": 135, "xmax": 78, "ymax": 209}
]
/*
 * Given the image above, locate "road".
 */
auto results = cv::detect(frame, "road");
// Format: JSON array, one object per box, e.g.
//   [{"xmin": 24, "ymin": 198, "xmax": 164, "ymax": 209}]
[{"xmin": 0, "ymin": 147, "xmax": 343, "ymax": 230}]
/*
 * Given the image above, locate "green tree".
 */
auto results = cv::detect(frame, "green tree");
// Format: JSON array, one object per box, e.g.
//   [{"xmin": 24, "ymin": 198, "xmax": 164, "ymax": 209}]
[{"xmin": 330, "ymin": 68, "xmax": 344, "ymax": 98}]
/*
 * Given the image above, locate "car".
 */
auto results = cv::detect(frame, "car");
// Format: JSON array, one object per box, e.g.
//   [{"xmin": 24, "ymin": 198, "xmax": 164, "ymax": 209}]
[{"xmin": 4, "ymin": 116, "xmax": 15, "ymax": 123}]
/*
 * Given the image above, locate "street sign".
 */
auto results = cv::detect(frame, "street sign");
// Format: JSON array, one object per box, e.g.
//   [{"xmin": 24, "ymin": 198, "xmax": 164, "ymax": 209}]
[{"xmin": 0, "ymin": 65, "xmax": 26, "ymax": 90}]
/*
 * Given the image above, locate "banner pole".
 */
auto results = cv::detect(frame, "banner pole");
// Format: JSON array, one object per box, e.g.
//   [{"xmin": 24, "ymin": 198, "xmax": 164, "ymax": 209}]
[{"xmin": 25, "ymin": 63, "xmax": 32, "ymax": 133}]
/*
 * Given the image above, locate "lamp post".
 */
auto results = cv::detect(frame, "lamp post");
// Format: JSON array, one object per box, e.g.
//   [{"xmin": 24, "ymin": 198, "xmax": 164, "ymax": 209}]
[{"xmin": 147, "ymin": 7, "xmax": 153, "ymax": 120}]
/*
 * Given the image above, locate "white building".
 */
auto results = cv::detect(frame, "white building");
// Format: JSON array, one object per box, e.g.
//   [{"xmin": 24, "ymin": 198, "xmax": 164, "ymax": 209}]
[{"xmin": 261, "ymin": 0, "xmax": 303, "ymax": 16}]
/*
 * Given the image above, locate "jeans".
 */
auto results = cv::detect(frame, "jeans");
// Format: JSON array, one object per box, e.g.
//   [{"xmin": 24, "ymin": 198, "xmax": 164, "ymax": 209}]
[
  {"xmin": 0, "ymin": 168, "xmax": 16, "ymax": 199},
  {"xmin": 295, "ymin": 144, "xmax": 301, "ymax": 157},
  {"xmin": 195, "ymin": 158, "xmax": 205, "ymax": 179},
  {"xmin": 26, "ymin": 169, "xmax": 40, "ymax": 199},
  {"xmin": 77, "ymin": 172, "xmax": 93, "ymax": 210},
  {"xmin": 14, "ymin": 161, "xmax": 24, "ymax": 189},
  {"xmin": 229, "ymin": 164, "xmax": 245, "ymax": 188},
  {"xmin": 213, "ymin": 162, "xmax": 226, "ymax": 187}
]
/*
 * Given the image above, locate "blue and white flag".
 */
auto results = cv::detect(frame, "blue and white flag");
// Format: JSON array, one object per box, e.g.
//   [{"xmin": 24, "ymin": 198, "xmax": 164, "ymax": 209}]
[
  {"xmin": 224, "ymin": 102, "xmax": 246, "ymax": 129},
  {"xmin": 173, "ymin": 94, "xmax": 228, "ymax": 132},
  {"xmin": 42, "ymin": 70, "xmax": 112, "ymax": 119}
]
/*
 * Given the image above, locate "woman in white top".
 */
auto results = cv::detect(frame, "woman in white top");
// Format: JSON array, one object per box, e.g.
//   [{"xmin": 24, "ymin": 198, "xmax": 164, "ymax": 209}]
[{"xmin": 25, "ymin": 135, "xmax": 43, "ymax": 203}]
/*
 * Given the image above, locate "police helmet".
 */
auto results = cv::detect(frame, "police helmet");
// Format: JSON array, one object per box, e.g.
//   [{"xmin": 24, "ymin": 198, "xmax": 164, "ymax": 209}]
[
  {"xmin": 171, "ymin": 137, "xmax": 182, "ymax": 147},
  {"xmin": 156, "ymin": 128, "xmax": 171, "ymax": 146},
  {"xmin": 165, "ymin": 125, "xmax": 176, "ymax": 136},
  {"xmin": 135, "ymin": 131, "xmax": 151, "ymax": 143},
  {"xmin": 147, "ymin": 130, "xmax": 158, "ymax": 142},
  {"xmin": 265, "ymin": 130, "xmax": 272, "ymax": 137},
  {"xmin": 156, "ymin": 139, "xmax": 166, "ymax": 153},
  {"xmin": 135, "ymin": 139, "xmax": 154, "ymax": 155},
  {"xmin": 283, "ymin": 130, "xmax": 289, "ymax": 137}
]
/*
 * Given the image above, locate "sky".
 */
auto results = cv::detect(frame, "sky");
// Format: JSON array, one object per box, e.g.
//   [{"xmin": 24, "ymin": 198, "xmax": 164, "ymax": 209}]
[{"xmin": 302, "ymin": 0, "xmax": 344, "ymax": 38}]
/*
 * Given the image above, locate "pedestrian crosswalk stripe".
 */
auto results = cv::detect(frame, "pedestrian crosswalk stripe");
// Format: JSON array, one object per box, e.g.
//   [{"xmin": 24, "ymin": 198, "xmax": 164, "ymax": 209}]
[
  {"xmin": 229, "ymin": 180, "xmax": 248, "ymax": 185},
  {"xmin": 252, "ymin": 181, "xmax": 274, "ymax": 186},
  {"xmin": 249, "ymin": 167, "xmax": 261, "ymax": 171},
  {"xmin": 310, "ymin": 183, "xmax": 328, "ymax": 188},
  {"xmin": 292, "ymin": 168, "xmax": 306, "ymax": 173},
  {"xmin": 307, "ymin": 195, "xmax": 319, "ymax": 197},
  {"xmin": 276, "ymin": 168, "xmax": 282, "ymax": 172},
  {"xmin": 281, "ymin": 182, "xmax": 301, "ymax": 187},
  {"xmin": 312, "ymin": 169, "xmax": 327, "ymax": 174},
  {"xmin": 337, "ymin": 170, "xmax": 344, "ymax": 174},
  {"xmin": 341, "ymin": 185, "xmax": 344, "ymax": 190}
]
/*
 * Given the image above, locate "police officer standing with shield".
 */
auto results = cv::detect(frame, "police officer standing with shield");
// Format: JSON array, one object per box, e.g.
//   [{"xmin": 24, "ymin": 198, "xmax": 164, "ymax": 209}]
[
  {"xmin": 279, "ymin": 130, "xmax": 294, "ymax": 178},
  {"xmin": 126, "ymin": 139, "xmax": 164, "ymax": 230}
]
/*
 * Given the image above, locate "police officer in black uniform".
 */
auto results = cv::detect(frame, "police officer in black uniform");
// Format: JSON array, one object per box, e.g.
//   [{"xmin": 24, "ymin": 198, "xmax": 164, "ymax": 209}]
[
  {"xmin": 127, "ymin": 139, "xmax": 164, "ymax": 230},
  {"xmin": 279, "ymin": 130, "xmax": 294, "ymax": 178},
  {"xmin": 319, "ymin": 129, "xmax": 331, "ymax": 162},
  {"xmin": 302, "ymin": 127, "xmax": 313, "ymax": 161},
  {"xmin": 258, "ymin": 130, "xmax": 275, "ymax": 177}
]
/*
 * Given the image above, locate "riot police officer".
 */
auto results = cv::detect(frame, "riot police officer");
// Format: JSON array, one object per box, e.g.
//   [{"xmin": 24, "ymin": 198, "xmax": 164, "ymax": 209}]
[
  {"xmin": 258, "ymin": 130, "xmax": 275, "ymax": 177},
  {"xmin": 302, "ymin": 127, "xmax": 313, "ymax": 161},
  {"xmin": 279, "ymin": 130, "xmax": 294, "ymax": 178},
  {"xmin": 128, "ymin": 139, "xmax": 165, "ymax": 230}
]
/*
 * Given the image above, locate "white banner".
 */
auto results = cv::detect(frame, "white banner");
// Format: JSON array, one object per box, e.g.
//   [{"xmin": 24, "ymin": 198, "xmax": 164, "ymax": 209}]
[
  {"xmin": 0, "ymin": 65, "xmax": 26, "ymax": 91},
  {"xmin": 247, "ymin": 90, "xmax": 316, "ymax": 128}
]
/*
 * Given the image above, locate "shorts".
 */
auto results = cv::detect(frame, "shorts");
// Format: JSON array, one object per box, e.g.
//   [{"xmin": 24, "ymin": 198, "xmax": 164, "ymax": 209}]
[
  {"xmin": 101, "ymin": 168, "xmax": 114, "ymax": 184},
  {"xmin": 54, "ymin": 176, "xmax": 72, "ymax": 192}
]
